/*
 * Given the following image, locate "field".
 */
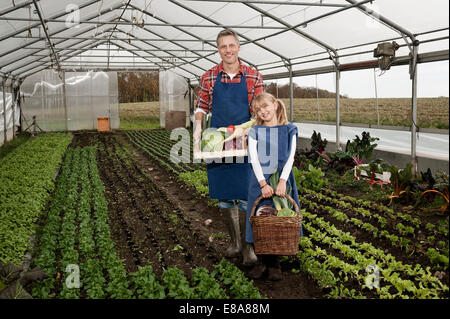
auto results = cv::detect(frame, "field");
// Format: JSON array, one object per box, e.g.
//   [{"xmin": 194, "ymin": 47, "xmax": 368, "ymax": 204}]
[
  {"xmin": 119, "ymin": 101, "xmax": 160, "ymax": 130},
  {"xmin": 1, "ymin": 126, "xmax": 448, "ymax": 300},
  {"xmin": 285, "ymin": 97, "xmax": 449, "ymax": 129},
  {"xmin": 120, "ymin": 97, "xmax": 449, "ymax": 130}
]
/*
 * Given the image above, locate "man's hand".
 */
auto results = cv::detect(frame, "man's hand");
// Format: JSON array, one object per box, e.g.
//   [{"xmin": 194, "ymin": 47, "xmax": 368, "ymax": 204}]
[
  {"xmin": 275, "ymin": 178, "xmax": 287, "ymax": 197},
  {"xmin": 193, "ymin": 119, "xmax": 202, "ymax": 153},
  {"xmin": 193, "ymin": 120, "xmax": 202, "ymax": 142}
]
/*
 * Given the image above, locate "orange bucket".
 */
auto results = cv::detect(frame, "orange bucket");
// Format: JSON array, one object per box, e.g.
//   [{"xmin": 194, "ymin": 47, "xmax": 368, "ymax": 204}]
[{"xmin": 97, "ymin": 117, "xmax": 110, "ymax": 132}]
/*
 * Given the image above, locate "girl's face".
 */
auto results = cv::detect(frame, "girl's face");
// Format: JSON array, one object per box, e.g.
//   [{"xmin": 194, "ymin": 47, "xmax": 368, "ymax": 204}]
[{"xmin": 256, "ymin": 99, "xmax": 277, "ymax": 123}]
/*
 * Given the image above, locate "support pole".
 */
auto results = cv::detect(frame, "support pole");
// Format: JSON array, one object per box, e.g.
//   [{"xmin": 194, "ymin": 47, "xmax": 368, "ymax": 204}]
[
  {"xmin": 18, "ymin": 80, "xmax": 23, "ymax": 133},
  {"xmin": 11, "ymin": 82, "xmax": 15, "ymax": 138},
  {"xmin": 107, "ymin": 41, "xmax": 111, "ymax": 70},
  {"xmin": 335, "ymin": 58, "xmax": 341, "ymax": 151},
  {"xmin": 62, "ymin": 71, "xmax": 68, "ymax": 132},
  {"xmin": 411, "ymin": 44, "xmax": 419, "ymax": 175},
  {"xmin": 374, "ymin": 68, "xmax": 379, "ymax": 125},
  {"xmin": 32, "ymin": 0, "xmax": 61, "ymax": 74},
  {"xmin": 2, "ymin": 78, "xmax": 6, "ymax": 144},
  {"xmin": 316, "ymin": 74, "xmax": 320, "ymax": 121},
  {"xmin": 289, "ymin": 62, "xmax": 294, "ymax": 122},
  {"xmin": 188, "ymin": 79, "xmax": 192, "ymax": 128}
]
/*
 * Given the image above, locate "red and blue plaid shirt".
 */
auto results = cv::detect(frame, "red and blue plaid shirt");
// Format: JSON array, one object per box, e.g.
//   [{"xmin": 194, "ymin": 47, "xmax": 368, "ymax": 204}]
[{"xmin": 196, "ymin": 60, "xmax": 264, "ymax": 115}]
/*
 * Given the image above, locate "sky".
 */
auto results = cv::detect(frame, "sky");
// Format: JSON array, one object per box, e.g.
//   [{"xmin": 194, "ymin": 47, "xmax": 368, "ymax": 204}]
[{"xmin": 273, "ymin": 60, "xmax": 449, "ymax": 98}]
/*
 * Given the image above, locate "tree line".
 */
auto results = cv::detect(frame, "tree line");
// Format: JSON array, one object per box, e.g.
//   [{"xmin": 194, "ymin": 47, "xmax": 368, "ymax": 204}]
[
  {"xmin": 117, "ymin": 72, "xmax": 345, "ymax": 103},
  {"xmin": 264, "ymin": 82, "xmax": 347, "ymax": 99},
  {"xmin": 118, "ymin": 72, "xmax": 159, "ymax": 103}
]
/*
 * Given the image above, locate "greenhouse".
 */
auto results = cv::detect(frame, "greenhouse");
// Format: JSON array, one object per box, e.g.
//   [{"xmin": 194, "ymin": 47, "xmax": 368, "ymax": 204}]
[{"xmin": 0, "ymin": 0, "xmax": 448, "ymax": 302}]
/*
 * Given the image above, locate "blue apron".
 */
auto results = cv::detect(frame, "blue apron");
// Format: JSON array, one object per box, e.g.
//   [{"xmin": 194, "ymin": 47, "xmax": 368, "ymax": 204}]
[
  {"xmin": 245, "ymin": 123, "xmax": 303, "ymax": 243},
  {"xmin": 206, "ymin": 71, "xmax": 251, "ymax": 200}
]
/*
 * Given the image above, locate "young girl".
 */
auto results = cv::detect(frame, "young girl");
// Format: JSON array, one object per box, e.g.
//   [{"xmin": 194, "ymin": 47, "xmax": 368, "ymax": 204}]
[{"xmin": 245, "ymin": 92, "xmax": 301, "ymax": 281}]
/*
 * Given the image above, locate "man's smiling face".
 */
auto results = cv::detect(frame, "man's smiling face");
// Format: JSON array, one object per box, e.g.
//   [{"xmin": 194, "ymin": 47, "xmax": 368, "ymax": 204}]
[{"xmin": 217, "ymin": 35, "xmax": 240, "ymax": 67}]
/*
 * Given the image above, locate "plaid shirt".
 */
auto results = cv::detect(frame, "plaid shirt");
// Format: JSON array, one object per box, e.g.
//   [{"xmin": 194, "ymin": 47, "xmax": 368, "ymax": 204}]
[{"xmin": 196, "ymin": 60, "xmax": 264, "ymax": 115}]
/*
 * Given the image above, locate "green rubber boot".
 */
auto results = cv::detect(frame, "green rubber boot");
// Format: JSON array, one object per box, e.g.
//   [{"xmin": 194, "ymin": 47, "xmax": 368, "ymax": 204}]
[
  {"xmin": 223, "ymin": 205, "xmax": 242, "ymax": 257},
  {"xmin": 239, "ymin": 210, "xmax": 258, "ymax": 266}
]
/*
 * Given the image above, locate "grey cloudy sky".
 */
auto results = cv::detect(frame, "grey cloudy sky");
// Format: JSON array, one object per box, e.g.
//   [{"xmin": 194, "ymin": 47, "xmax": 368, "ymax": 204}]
[{"xmin": 273, "ymin": 60, "xmax": 449, "ymax": 98}]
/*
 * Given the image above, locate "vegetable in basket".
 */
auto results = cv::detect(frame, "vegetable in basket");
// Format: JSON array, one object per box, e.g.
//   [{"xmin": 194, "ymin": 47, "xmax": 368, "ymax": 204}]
[
  {"xmin": 268, "ymin": 170, "xmax": 297, "ymax": 217},
  {"xmin": 255, "ymin": 205, "xmax": 277, "ymax": 216}
]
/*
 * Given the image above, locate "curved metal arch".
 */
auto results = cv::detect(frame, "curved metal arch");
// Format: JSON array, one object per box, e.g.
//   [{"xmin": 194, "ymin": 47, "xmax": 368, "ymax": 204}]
[
  {"xmin": 168, "ymin": 0, "xmax": 290, "ymax": 63},
  {"xmin": 108, "ymin": 35, "xmax": 202, "ymax": 78},
  {"xmin": 10, "ymin": 29, "xmax": 115, "ymax": 76},
  {"xmin": 19, "ymin": 39, "xmax": 110, "ymax": 79},
  {"xmin": 243, "ymin": 1, "xmax": 338, "ymax": 56},
  {"xmin": 124, "ymin": 3, "xmax": 259, "ymax": 70},
  {"xmin": 0, "ymin": 0, "xmax": 105, "ymax": 42},
  {"xmin": 116, "ymin": 17, "xmax": 211, "ymax": 72},
  {"xmin": 111, "ymin": 27, "xmax": 208, "ymax": 73},
  {"xmin": 0, "ymin": 2, "xmax": 125, "ymax": 69}
]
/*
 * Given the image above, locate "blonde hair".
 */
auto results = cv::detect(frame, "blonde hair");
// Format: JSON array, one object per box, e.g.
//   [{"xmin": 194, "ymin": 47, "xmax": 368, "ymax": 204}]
[{"xmin": 251, "ymin": 92, "xmax": 288, "ymax": 126}]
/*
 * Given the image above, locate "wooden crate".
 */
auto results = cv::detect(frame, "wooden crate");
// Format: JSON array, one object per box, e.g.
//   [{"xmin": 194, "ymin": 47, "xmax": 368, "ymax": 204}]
[{"xmin": 193, "ymin": 137, "xmax": 248, "ymax": 160}]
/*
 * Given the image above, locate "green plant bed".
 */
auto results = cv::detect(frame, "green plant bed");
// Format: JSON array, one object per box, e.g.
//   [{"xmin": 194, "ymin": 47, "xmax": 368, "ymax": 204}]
[
  {"xmin": 0, "ymin": 132, "xmax": 72, "ymax": 265},
  {"xmin": 0, "ymin": 132, "xmax": 32, "ymax": 160},
  {"xmin": 324, "ymin": 168, "xmax": 392, "ymax": 204},
  {"xmin": 120, "ymin": 115, "xmax": 160, "ymax": 130}
]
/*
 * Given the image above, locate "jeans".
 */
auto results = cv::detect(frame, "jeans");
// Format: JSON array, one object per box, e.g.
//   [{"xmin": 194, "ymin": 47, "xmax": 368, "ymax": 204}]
[{"xmin": 218, "ymin": 199, "xmax": 248, "ymax": 212}]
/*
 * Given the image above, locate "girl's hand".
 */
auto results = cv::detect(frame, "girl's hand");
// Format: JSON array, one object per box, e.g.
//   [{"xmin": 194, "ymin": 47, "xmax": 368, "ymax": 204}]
[
  {"xmin": 275, "ymin": 179, "xmax": 287, "ymax": 197},
  {"xmin": 261, "ymin": 184, "xmax": 274, "ymax": 198}
]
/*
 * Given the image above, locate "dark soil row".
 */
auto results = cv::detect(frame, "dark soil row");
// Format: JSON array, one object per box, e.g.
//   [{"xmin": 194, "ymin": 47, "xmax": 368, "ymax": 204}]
[
  {"xmin": 119, "ymin": 131, "xmax": 326, "ymax": 299},
  {"xmin": 93, "ymin": 133, "xmax": 219, "ymax": 278}
]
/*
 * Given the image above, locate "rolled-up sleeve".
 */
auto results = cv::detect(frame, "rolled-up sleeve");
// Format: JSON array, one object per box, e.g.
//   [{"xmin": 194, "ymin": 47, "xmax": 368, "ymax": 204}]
[{"xmin": 197, "ymin": 74, "xmax": 211, "ymax": 114}]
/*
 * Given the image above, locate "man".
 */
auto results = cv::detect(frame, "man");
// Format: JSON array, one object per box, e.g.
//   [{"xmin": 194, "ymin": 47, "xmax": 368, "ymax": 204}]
[{"xmin": 193, "ymin": 29, "xmax": 264, "ymax": 265}]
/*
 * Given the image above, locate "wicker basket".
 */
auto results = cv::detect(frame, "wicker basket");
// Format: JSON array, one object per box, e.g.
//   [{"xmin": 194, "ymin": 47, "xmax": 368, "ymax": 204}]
[{"xmin": 249, "ymin": 194, "xmax": 302, "ymax": 255}]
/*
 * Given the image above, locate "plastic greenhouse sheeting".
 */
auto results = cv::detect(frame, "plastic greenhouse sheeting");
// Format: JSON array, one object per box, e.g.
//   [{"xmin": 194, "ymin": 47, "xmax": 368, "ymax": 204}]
[
  {"xmin": 20, "ymin": 70, "xmax": 119, "ymax": 131},
  {"xmin": 159, "ymin": 70, "xmax": 190, "ymax": 128},
  {"xmin": 0, "ymin": 0, "xmax": 447, "ymax": 81},
  {"xmin": 0, "ymin": 89, "xmax": 20, "ymax": 146}
]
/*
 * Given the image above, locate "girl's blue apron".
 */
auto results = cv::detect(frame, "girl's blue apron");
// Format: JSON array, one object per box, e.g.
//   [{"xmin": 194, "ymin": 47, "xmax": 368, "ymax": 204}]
[
  {"xmin": 206, "ymin": 71, "xmax": 251, "ymax": 200},
  {"xmin": 245, "ymin": 123, "xmax": 303, "ymax": 243}
]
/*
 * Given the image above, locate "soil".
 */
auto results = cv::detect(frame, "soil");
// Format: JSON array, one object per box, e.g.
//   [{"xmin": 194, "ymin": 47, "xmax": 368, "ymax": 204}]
[{"xmin": 71, "ymin": 131, "xmax": 326, "ymax": 299}]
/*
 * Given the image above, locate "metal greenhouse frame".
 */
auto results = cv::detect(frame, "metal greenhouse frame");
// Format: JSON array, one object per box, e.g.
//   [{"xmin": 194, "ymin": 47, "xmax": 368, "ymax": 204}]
[{"xmin": 0, "ymin": 0, "xmax": 449, "ymax": 174}]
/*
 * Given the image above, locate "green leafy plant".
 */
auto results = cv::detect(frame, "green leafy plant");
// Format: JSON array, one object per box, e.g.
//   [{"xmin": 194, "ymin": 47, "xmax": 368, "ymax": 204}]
[
  {"xmin": 162, "ymin": 267, "xmax": 194, "ymax": 299},
  {"xmin": 201, "ymin": 129, "xmax": 225, "ymax": 152},
  {"xmin": 191, "ymin": 267, "xmax": 228, "ymax": 299},
  {"xmin": 294, "ymin": 164, "xmax": 328, "ymax": 192},
  {"xmin": 311, "ymin": 130, "xmax": 328, "ymax": 154},
  {"xmin": 213, "ymin": 259, "xmax": 263, "ymax": 299},
  {"xmin": 0, "ymin": 262, "xmax": 48, "ymax": 299},
  {"xmin": 388, "ymin": 163, "xmax": 414, "ymax": 205},
  {"xmin": 131, "ymin": 266, "xmax": 166, "ymax": 299},
  {"xmin": 419, "ymin": 171, "xmax": 449, "ymax": 213},
  {"xmin": 345, "ymin": 131, "xmax": 379, "ymax": 165}
]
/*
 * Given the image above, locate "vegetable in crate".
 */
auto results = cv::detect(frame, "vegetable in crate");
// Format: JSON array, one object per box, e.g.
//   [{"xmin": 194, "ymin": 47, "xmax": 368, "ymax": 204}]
[
  {"xmin": 201, "ymin": 129, "xmax": 225, "ymax": 152},
  {"xmin": 224, "ymin": 125, "xmax": 235, "ymax": 150},
  {"xmin": 218, "ymin": 119, "xmax": 256, "ymax": 143}
]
